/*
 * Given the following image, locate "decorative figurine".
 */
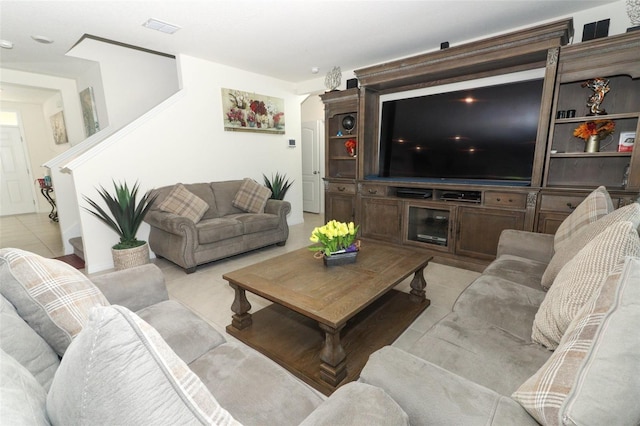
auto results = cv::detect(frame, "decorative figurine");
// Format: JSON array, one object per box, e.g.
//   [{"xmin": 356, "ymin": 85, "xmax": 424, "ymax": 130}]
[
  {"xmin": 582, "ymin": 77, "xmax": 610, "ymax": 116},
  {"xmin": 325, "ymin": 66, "xmax": 342, "ymax": 92}
]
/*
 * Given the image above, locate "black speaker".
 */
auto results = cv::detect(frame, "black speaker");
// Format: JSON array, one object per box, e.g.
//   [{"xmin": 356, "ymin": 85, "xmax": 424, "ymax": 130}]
[
  {"xmin": 440, "ymin": 41, "xmax": 449, "ymax": 49},
  {"xmin": 346, "ymin": 78, "xmax": 358, "ymax": 89},
  {"xmin": 583, "ymin": 19, "xmax": 610, "ymax": 41}
]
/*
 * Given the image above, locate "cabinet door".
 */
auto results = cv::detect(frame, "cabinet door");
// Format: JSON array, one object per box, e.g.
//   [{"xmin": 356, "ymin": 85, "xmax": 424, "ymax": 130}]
[
  {"xmin": 360, "ymin": 198, "xmax": 402, "ymax": 243},
  {"xmin": 325, "ymin": 193, "xmax": 355, "ymax": 223},
  {"xmin": 456, "ymin": 207, "xmax": 525, "ymax": 259},
  {"xmin": 537, "ymin": 212, "xmax": 567, "ymax": 235}
]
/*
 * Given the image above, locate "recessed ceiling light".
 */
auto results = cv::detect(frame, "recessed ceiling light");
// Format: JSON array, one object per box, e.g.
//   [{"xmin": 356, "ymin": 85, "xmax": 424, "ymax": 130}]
[
  {"xmin": 311, "ymin": 67, "xmax": 319, "ymax": 74},
  {"xmin": 0, "ymin": 40, "xmax": 13, "ymax": 49},
  {"xmin": 31, "ymin": 35, "xmax": 54, "ymax": 44},
  {"xmin": 143, "ymin": 18, "xmax": 181, "ymax": 34}
]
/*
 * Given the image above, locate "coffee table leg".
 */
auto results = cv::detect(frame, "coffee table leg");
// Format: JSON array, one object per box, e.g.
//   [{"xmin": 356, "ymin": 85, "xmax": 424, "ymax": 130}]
[
  {"xmin": 409, "ymin": 266, "xmax": 427, "ymax": 302},
  {"xmin": 230, "ymin": 284, "xmax": 252, "ymax": 329},
  {"xmin": 318, "ymin": 323, "xmax": 347, "ymax": 387}
]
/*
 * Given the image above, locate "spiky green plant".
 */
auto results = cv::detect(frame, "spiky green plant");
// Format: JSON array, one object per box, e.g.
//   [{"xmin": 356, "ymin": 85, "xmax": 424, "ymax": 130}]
[
  {"xmin": 83, "ymin": 181, "xmax": 157, "ymax": 250},
  {"xmin": 263, "ymin": 173, "xmax": 293, "ymax": 200}
]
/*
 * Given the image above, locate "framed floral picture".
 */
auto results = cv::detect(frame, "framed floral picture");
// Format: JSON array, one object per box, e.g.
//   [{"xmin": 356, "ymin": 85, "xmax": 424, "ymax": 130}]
[
  {"xmin": 80, "ymin": 86, "xmax": 100, "ymax": 137},
  {"xmin": 49, "ymin": 111, "xmax": 68, "ymax": 144},
  {"xmin": 221, "ymin": 88, "xmax": 285, "ymax": 134}
]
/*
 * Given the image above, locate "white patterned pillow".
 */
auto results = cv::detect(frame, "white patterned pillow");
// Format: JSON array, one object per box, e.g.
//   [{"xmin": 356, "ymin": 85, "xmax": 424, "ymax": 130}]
[
  {"xmin": 541, "ymin": 203, "xmax": 640, "ymax": 290},
  {"xmin": 514, "ymin": 257, "xmax": 640, "ymax": 425},
  {"xmin": 532, "ymin": 221, "xmax": 640, "ymax": 349},
  {"xmin": 232, "ymin": 178, "xmax": 272, "ymax": 213},
  {"xmin": 157, "ymin": 183, "xmax": 209, "ymax": 223},
  {"xmin": 47, "ymin": 305, "xmax": 240, "ymax": 426},
  {"xmin": 0, "ymin": 248, "xmax": 109, "ymax": 356},
  {"xmin": 553, "ymin": 186, "xmax": 613, "ymax": 251}
]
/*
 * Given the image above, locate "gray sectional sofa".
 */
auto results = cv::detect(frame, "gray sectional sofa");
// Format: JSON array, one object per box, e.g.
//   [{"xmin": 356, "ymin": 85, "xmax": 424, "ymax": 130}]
[
  {"xmin": 358, "ymin": 188, "xmax": 640, "ymax": 425},
  {"xmin": 145, "ymin": 179, "xmax": 290, "ymax": 273}
]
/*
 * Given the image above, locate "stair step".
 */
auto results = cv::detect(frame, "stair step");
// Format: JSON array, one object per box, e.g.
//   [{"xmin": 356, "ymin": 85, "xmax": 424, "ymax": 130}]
[{"xmin": 68, "ymin": 237, "xmax": 85, "ymax": 261}]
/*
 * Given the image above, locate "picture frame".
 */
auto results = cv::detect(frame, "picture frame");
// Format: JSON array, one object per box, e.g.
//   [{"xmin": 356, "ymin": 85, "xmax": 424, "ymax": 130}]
[
  {"xmin": 80, "ymin": 86, "xmax": 100, "ymax": 137},
  {"xmin": 49, "ymin": 111, "xmax": 68, "ymax": 145},
  {"xmin": 221, "ymin": 88, "xmax": 285, "ymax": 134},
  {"xmin": 618, "ymin": 131, "xmax": 635, "ymax": 152}
]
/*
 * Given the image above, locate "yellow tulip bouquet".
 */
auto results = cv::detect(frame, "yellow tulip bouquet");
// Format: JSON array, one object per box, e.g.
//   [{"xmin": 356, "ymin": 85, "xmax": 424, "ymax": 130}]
[{"xmin": 309, "ymin": 220, "xmax": 359, "ymax": 257}]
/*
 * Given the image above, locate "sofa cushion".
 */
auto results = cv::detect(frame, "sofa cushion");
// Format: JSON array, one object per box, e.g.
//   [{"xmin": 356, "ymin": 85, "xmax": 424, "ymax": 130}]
[
  {"xmin": 541, "ymin": 203, "xmax": 640, "ymax": 290},
  {"xmin": 532, "ymin": 221, "xmax": 640, "ymax": 350},
  {"xmin": 211, "ymin": 180, "xmax": 245, "ymax": 217},
  {"xmin": 453, "ymin": 274, "xmax": 546, "ymax": 342},
  {"xmin": 46, "ymin": 305, "xmax": 239, "ymax": 426},
  {"xmin": 1, "ymin": 349, "xmax": 50, "ymax": 426},
  {"xmin": 408, "ymin": 312, "xmax": 551, "ymax": 395},
  {"xmin": 227, "ymin": 213, "xmax": 281, "ymax": 234},
  {"xmin": 299, "ymin": 382, "xmax": 410, "ymax": 426},
  {"xmin": 481, "ymin": 253, "xmax": 549, "ymax": 291},
  {"xmin": 157, "ymin": 183, "xmax": 209, "ymax": 223},
  {"xmin": 553, "ymin": 186, "xmax": 613, "ymax": 251},
  {"xmin": 513, "ymin": 257, "xmax": 640, "ymax": 426},
  {"xmin": 189, "ymin": 342, "xmax": 323, "ymax": 426},
  {"xmin": 196, "ymin": 218, "xmax": 245, "ymax": 244},
  {"xmin": 232, "ymin": 178, "xmax": 272, "ymax": 214},
  {"xmin": 136, "ymin": 299, "xmax": 226, "ymax": 364},
  {"xmin": 360, "ymin": 346, "xmax": 538, "ymax": 426},
  {"xmin": 0, "ymin": 295, "xmax": 59, "ymax": 391},
  {"xmin": 0, "ymin": 248, "xmax": 109, "ymax": 356}
]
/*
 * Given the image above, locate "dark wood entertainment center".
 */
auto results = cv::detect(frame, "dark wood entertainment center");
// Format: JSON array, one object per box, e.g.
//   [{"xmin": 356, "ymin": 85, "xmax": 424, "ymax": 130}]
[{"xmin": 321, "ymin": 19, "xmax": 640, "ymax": 270}]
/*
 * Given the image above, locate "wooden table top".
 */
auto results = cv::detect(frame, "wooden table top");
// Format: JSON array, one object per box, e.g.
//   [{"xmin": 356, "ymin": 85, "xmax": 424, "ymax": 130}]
[{"xmin": 223, "ymin": 240, "xmax": 432, "ymax": 328}]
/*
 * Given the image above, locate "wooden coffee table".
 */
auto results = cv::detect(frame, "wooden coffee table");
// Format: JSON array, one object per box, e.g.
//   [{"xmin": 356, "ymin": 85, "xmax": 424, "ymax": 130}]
[{"xmin": 223, "ymin": 240, "xmax": 431, "ymax": 395}]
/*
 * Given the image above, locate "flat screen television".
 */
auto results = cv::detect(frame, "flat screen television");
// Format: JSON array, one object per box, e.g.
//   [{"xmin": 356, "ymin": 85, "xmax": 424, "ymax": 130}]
[{"xmin": 378, "ymin": 78, "xmax": 544, "ymax": 185}]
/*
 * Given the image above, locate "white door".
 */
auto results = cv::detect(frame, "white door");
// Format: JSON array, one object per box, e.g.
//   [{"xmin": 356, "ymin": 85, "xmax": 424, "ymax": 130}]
[
  {"xmin": 0, "ymin": 126, "xmax": 36, "ymax": 215},
  {"xmin": 302, "ymin": 121, "xmax": 321, "ymax": 213}
]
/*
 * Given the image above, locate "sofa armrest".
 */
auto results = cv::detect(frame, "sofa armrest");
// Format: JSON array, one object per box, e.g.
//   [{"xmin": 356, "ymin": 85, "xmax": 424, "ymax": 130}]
[
  {"xmin": 264, "ymin": 199, "xmax": 291, "ymax": 217},
  {"xmin": 90, "ymin": 264, "xmax": 169, "ymax": 311},
  {"xmin": 360, "ymin": 346, "xmax": 538, "ymax": 426},
  {"xmin": 144, "ymin": 210, "xmax": 197, "ymax": 237},
  {"xmin": 496, "ymin": 229, "xmax": 554, "ymax": 264}
]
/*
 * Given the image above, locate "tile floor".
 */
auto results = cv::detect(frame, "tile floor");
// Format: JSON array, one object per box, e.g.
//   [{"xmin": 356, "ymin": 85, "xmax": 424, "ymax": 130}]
[{"xmin": 0, "ymin": 211, "xmax": 480, "ymax": 351}]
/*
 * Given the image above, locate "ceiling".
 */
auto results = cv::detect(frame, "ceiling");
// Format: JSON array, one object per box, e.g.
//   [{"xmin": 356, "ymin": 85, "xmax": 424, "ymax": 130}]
[{"xmin": 0, "ymin": 0, "xmax": 620, "ymax": 91}]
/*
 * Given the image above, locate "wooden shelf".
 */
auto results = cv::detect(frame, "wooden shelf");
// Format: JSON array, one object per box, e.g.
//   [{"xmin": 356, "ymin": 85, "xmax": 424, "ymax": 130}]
[
  {"xmin": 550, "ymin": 152, "xmax": 633, "ymax": 158},
  {"xmin": 555, "ymin": 112, "xmax": 640, "ymax": 123}
]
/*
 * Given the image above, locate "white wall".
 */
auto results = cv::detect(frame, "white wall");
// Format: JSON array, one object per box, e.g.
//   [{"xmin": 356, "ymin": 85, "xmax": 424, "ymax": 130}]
[
  {"xmin": 66, "ymin": 37, "xmax": 180, "ymax": 130},
  {"xmin": 68, "ymin": 54, "xmax": 304, "ymax": 272},
  {"xmin": 75, "ymin": 62, "xmax": 109, "ymax": 133}
]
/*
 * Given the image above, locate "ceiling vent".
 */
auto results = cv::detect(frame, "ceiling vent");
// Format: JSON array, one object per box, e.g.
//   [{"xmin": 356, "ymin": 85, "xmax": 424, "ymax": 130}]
[{"xmin": 143, "ymin": 18, "xmax": 181, "ymax": 34}]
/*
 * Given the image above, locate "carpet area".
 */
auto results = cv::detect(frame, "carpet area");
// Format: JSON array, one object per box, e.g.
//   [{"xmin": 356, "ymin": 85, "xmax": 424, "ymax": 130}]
[{"xmin": 54, "ymin": 254, "xmax": 85, "ymax": 270}]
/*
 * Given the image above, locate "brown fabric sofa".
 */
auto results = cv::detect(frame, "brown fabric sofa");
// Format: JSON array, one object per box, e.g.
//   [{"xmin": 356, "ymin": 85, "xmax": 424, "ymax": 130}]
[{"xmin": 145, "ymin": 180, "xmax": 290, "ymax": 273}]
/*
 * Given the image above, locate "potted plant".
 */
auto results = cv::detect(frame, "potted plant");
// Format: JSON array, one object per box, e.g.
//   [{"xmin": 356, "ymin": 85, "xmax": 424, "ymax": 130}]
[
  {"xmin": 83, "ymin": 180, "xmax": 157, "ymax": 270},
  {"xmin": 309, "ymin": 220, "xmax": 360, "ymax": 266},
  {"xmin": 263, "ymin": 172, "xmax": 293, "ymax": 200}
]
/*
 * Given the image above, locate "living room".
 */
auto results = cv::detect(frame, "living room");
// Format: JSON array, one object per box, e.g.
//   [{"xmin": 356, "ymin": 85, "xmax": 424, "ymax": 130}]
[
  {"xmin": 0, "ymin": 1, "xmax": 636, "ymax": 273},
  {"xmin": 2, "ymin": 2, "xmax": 640, "ymax": 425}
]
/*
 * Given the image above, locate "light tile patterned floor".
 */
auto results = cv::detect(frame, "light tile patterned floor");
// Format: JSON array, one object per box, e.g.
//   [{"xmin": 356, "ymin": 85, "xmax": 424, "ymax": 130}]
[{"xmin": 1, "ymin": 211, "xmax": 480, "ymax": 349}]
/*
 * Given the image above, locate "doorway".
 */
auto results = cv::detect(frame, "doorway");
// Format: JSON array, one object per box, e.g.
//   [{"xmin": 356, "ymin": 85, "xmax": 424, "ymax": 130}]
[
  {"xmin": 0, "ymin": 123, "xmax": 37, "ymax": 215},
  {"xmin": 302, "ymin": 120, "xmax": 322, "ymax": 213}
]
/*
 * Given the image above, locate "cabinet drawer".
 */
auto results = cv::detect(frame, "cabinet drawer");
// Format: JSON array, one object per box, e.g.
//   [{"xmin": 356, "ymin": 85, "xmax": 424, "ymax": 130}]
[
  {"xmin": 484, "ymin": 191, "xmax": 527, "ymax": 209},
  {"xmin": 327, "ymin": 182, "xmax": 356, "ymax": 194},
  {"xmin": 360, "ymin": 184, "xmax": 387, "ymax": 197},
  {"xmin": 539, "ymin": 194, "xmax": 586, "ymax": 212}
]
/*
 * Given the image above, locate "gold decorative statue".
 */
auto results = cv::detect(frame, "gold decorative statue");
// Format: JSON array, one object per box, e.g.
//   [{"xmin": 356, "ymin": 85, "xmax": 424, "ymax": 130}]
[{"xmin": 582, "ymin": 77, "xmax": 610, "ymax": 116}]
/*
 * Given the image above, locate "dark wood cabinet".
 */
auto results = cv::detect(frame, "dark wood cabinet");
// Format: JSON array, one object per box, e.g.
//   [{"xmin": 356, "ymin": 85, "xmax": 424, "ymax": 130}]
[
  {"xmin": 321, "ymin": 89, "xmax": 359, "ymax": 223},
  {"xmin": 456, "ymin": 207, "xmax": 526, "ymax": 259},
  {"xmin": 360, "ymin": 197, "xmax": 402, "ymax": 243},
  {"xmin": 319, "ymin": 22, "xmax": 639, "ymax": 268}
]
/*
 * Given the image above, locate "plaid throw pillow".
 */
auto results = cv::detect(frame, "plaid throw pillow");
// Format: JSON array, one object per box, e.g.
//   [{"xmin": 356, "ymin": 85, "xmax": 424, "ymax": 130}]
[
  {"xmin": 232, "ymin": 178, "xmax": 272, "ymax": 213},
  {"xmin": 553, "ymin": 186, "xmax": 613, "ymax": 251},
  {"xmin": 157, "ymin": 183, "xmax": 209, "ymax": 223},
  {"xmin": 0, "ymin": 248, "xmax": 109, "ymax": 356},
  {"xmin": 532, "ymin": 221, "xmax": 640, "ymax": 349},
  {"xmin": 514, "ymin": 257, "xmax": 640, "ymax": 425}
]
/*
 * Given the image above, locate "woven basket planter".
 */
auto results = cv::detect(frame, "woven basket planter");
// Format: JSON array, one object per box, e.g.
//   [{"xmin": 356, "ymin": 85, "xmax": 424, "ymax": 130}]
[{"xmin": 112, "ymin": 242, "xmax": 150, "ymax": 271}]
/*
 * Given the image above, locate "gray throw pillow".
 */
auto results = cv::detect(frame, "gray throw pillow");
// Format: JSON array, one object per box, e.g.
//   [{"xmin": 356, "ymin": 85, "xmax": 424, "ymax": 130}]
[{"xmin": 46, "ymin": 305, "xmax": 239, "ymax": 425}]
